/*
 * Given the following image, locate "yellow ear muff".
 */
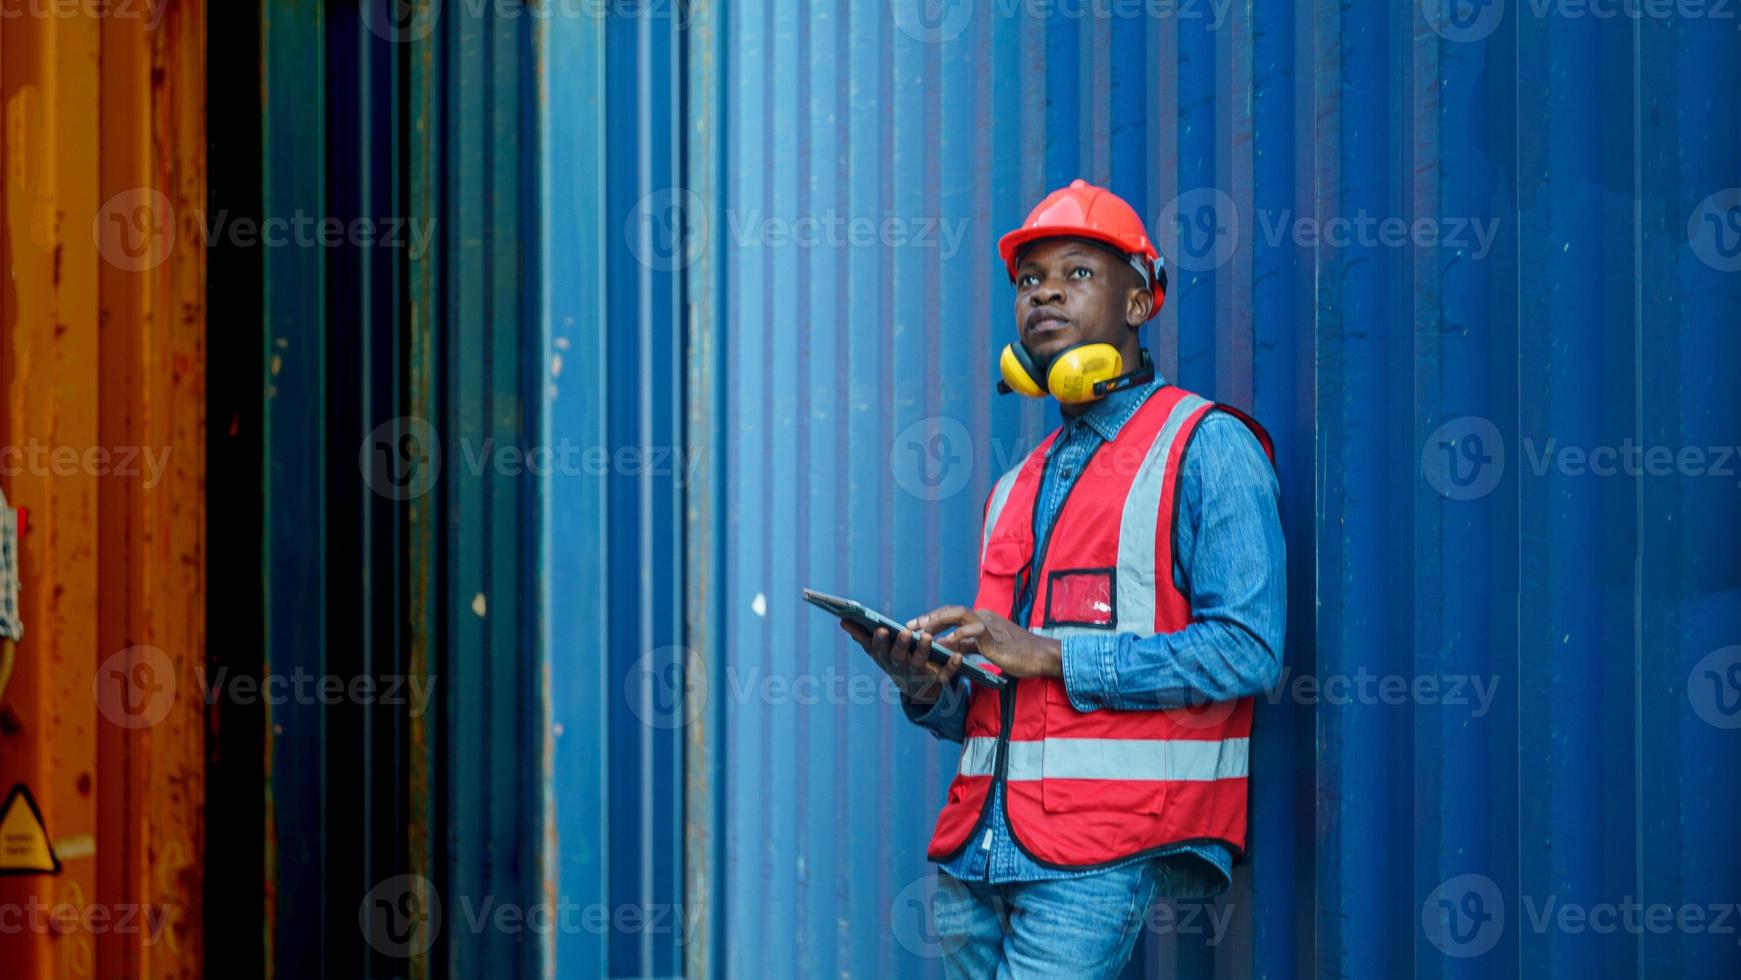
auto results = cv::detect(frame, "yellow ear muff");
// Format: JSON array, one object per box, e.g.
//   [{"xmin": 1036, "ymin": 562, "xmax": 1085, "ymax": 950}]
[
  {"xmin": 998, "ymin": 344, "xmax": 1047, "ymax": 398},
  {"xmin": 1044, "ymin": 343, "xmax": 1124, "ymax": 404}
]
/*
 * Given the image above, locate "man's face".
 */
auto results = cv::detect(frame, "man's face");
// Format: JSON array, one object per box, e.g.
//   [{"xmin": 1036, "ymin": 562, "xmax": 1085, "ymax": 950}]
[{"xmin": 1012, "ymin": 238, "xmax": 1150, "ymax": 363}]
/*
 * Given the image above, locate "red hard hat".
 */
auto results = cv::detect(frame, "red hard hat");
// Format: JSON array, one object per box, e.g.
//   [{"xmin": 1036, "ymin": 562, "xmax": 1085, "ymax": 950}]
[{"xmin": 997, "ymin": 179, "xmax": 1166, "ymax": 319}]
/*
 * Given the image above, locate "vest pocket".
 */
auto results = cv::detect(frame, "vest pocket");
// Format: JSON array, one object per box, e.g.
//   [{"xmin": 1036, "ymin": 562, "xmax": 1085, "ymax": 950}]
[{"xmin": 1041, "ymin": 566, "xmax": 1117, "ymax": 628}]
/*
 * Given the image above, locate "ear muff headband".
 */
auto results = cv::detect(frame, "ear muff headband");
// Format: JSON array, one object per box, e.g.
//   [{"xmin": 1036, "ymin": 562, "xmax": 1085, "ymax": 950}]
[{"xmin": 997, "ymin": 343, "xmax": 1156, "ymax": 404}]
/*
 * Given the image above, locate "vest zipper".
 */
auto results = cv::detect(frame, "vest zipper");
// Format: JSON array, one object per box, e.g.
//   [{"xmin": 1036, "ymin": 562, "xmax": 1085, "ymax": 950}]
[{"xmin": 968, "ymin": 436, "xmax": 1106, "ymax": 861}]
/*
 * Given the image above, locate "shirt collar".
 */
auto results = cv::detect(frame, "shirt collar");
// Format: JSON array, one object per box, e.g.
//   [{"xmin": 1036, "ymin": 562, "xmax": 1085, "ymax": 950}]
[{"xmin": 1050, "ymin": 374, "xmax": 1167, "ymax": 451}]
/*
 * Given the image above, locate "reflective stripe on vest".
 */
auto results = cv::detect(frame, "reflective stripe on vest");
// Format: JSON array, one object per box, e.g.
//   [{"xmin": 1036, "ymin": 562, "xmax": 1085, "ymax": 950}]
[{"xmin": 956, "ymin": 736, "xmax": 1250, "ymax": 781}]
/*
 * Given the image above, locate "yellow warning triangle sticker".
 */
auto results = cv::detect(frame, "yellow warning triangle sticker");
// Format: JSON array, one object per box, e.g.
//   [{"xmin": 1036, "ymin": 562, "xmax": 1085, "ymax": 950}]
[{"xmin": 0, "ymin": 783, "xmax": 61, "ymax": 876}]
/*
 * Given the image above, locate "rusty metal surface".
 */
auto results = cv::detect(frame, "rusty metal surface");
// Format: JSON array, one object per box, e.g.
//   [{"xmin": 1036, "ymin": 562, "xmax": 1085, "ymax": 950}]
[{"xmin": 0, "ymin": 1, "xmax": 205, "ymax": 977}]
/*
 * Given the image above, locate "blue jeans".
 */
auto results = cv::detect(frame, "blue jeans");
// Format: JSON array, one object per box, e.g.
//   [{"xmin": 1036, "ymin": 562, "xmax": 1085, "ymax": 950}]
[{"xmin": 933, "ymin": 861, "xmax": 1161, "ymax": 979}]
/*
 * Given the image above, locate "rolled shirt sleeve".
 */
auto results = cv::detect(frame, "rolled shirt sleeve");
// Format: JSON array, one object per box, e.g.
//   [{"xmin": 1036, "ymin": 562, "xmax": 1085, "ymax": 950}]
[
  {"xmin": 1060, "ymin": 412, "xmax": 1286, "ymax": 713},
  {"xmin": 901, "ymin": 677, "xmax": 971, "ymax": 742}
]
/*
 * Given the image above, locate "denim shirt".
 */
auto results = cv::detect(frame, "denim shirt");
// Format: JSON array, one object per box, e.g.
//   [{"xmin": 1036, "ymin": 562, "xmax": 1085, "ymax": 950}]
[{"xmin": 904, "ymin": 376, "xmax": 1286, "ymax": 896}]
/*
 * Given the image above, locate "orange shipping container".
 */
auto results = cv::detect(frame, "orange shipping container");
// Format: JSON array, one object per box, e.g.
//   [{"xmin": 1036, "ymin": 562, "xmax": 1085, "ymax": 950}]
[{"xmin": 0, "ymin": 2, "xmax": 205, "ymax": 977}]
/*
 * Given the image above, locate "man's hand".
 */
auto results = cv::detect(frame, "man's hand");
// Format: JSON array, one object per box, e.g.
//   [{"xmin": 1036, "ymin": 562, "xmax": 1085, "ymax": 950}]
[
  {"xmin": 909, "ymin": 606, "xmax": 1063, "ymax": 679},
  {"xmin": 839, "ymin": 619, "xmax": 963, "ymax": 706}
]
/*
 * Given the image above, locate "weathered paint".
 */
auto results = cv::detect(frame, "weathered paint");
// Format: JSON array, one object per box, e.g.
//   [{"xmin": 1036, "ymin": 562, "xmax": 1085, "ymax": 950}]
[
  {"xmin": 259, "ymin": 1, "xmax": 326, "ymax": 976},
  {"xmin": 541, "ymin": 6, "xmax": 689, "ymax": 979},
  {"xmin": 679, "ymin": 3, "xmax": 1741, "ymax": 978},
  {"xmin": 248, "ymin": 1, "xmax": 545, "ymax": 976},
  {"xmin": 0, "ymin": 1, "xmax": 206, "ymax": 976}
]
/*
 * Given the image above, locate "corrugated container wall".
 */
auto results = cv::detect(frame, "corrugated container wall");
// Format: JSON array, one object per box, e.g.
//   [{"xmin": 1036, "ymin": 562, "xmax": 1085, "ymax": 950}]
[
  {"xmin": 4, "ymin": 2, "xmax": 1737, "ymax": 979},
  {"xmin": 0, "ymin": 4, "xmax": 207, "ymax": 978},
  {"xmin": 659, "ymin": 2, "xmax": 1741, "ymax": 978}
]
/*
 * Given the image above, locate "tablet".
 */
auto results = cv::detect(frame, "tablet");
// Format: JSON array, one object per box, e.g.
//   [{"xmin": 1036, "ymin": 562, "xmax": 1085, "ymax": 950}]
[{"xmin": 803, "ymin": 588, "xmax": 1007, "ymax": 690}]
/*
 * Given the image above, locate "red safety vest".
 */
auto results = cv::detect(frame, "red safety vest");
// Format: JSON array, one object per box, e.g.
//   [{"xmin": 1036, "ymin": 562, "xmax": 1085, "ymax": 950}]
[{"xmin": 928, "ymin": 385, "xmax": 1273, "ymax": 868}]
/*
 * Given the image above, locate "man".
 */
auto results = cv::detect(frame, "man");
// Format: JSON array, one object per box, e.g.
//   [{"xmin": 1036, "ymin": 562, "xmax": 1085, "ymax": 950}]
[{"xmin": 842, "ymin": 179, "xmax": 1285, "ymax": 977}]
